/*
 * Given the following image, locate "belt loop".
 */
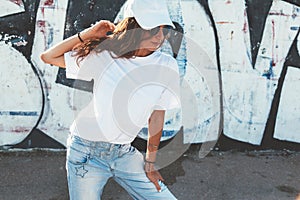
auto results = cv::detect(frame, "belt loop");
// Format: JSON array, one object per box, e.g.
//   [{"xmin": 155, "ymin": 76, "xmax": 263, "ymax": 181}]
[{"xmin": 109, "ymin": 143, "xmax": 114, "ymax": 152}]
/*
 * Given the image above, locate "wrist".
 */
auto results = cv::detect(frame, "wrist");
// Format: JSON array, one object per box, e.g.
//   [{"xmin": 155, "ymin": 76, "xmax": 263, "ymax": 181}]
[
  {"xmin": 144, "ymin": 159, "xmax": 156, "ymax": 164},
  {"xmin": 77, "ymin": 28, "xmax": 93, "ymax": 42},
  {"xmin": 77, "ymin": 32, "xmax": 84, "ymax": 43},
  {"xmin": 147, "ymin": 143, "xmax": 159, "ymax": 154},
  {"xmin": 145, "ymin": 151, "xmax": 157, "ymax": 162},
  {"xmin": 144, "ymin": 160, "xmax": 155, "ymax": 172}
]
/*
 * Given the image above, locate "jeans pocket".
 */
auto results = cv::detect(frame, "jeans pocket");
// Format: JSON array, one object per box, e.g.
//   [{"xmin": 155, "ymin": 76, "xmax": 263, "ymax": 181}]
[{"xmin": 67, "ymin": 146, "xmax": 90, "ymax": 165}]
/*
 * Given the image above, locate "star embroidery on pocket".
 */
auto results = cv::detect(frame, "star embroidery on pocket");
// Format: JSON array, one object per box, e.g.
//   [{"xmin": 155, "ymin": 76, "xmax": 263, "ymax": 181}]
[{"xmin": 75, "ymin": 165, "xmax": 88, "ymax": 178}]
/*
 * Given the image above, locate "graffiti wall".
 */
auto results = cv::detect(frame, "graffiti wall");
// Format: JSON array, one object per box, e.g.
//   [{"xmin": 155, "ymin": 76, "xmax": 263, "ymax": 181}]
[{"xmin": 0, "ymin": 0, "xmax": 300, "ymax": 149}]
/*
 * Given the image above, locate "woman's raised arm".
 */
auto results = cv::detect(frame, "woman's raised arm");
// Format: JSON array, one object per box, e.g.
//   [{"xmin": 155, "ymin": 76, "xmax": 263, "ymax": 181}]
[{"xmin": 40, "ymin": 20, "xmax": 115, "ymax": 68}]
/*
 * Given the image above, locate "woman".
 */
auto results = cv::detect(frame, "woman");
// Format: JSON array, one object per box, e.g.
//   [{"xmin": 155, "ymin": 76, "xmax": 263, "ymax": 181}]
[{"xmin": 41, "ymin": 0, "xmax": 180, "ymax": 199}]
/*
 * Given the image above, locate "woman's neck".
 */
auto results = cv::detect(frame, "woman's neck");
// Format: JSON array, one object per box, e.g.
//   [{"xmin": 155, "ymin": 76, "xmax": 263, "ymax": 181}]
[{"xmin": 135, "ymin": 48, "xmax": 154, "ymax": 57}]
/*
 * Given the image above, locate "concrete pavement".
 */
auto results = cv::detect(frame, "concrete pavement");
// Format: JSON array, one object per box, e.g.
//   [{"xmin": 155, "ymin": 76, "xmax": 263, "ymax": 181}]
[{"xmin": 0, "ymin": 147, "xmax": 300, "ymax": 200}]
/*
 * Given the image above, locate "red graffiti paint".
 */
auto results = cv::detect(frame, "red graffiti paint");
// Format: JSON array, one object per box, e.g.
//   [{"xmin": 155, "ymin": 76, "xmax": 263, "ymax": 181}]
[
  {"xmin": 10, "ymin": 127, "xmax": 31, "ymax": 133},
  {"xmin": 216, "ymin": 21, "xmax": 234, "ymax": 24},
  {"xmin": 242, "ymin": 10, "xmax": 248, "ymax": 33},
  {"xmin": 37, "ymin": 20, "xmax": 48, "ymax": 50},
  {"xmin": 43, "ymin": 0, "xmax": 55, "ymax": 6},
  {"xmin": 40, "ymin": 0, "xmax": 56, "ymax": 17},
  {"xmin": 37, "ymin": 20, "xmax": 46, "ymax": 33},
  {"xmin": 9, "ymin": 0, "xmax": 23, "ymax": 6}
]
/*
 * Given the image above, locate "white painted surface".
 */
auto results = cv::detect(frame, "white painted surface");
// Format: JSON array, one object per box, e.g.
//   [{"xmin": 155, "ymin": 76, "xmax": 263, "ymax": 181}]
[
  {"xmin": 274, "ymin": 67, "xmax": 300, "ymax": 143},
  {"xmin": 181, "ymin": 0, "xmax": 220, "ymax": 143},
  {"xmin": 0, "ymin": 0, "xmax": 25, "ymax": 17},
  {"xmin": 255, "ymin": 0, "xmax": 300, "ymax": 79},
  {"xmin": 209, "ymin": 0, "xmax": 267, "ymax": 144},
  {"xmin": 0, "ymin": 42, "xmax": 42, "ymax": 145},
  {"xmin": 254, "ymin": 0, "xmax": 300, "ymax": 143},
  {"xmin": 31, "ymin": 0, "xmax": 71, "ymax": 145}
]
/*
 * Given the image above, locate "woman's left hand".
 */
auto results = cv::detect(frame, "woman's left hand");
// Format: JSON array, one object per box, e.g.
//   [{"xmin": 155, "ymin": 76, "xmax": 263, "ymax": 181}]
[
  {"xmin": 144, "ymin": 162, "xmax": 165, "ymax": 192},
  {"xmin": 81, "ymin": 20, "xmax": 116, "ymax": 40}
]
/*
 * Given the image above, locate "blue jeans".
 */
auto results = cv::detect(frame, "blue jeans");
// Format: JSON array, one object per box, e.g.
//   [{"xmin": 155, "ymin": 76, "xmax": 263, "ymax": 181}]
[{"xmin": 66, "ymin": 135, "xmax": 177, "ymax": 200}]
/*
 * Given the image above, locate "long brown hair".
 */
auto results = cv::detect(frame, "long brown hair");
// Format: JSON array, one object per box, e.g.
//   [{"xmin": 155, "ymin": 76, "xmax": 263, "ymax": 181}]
[{"xmin": 73, "ymin": 17, "xmax": 145, "ymax": 63}]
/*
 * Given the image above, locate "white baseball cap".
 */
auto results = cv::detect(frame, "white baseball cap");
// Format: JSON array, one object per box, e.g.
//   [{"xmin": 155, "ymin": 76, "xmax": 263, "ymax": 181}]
[{"xmin": 123, "ymin": 0, "xmax": 175, "ymax": 30}]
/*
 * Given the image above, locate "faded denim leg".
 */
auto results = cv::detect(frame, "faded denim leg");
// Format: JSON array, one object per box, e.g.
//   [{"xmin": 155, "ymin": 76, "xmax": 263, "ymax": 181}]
[
  {"xmin": 66, "ymin": 135, "xmax": 177, "ymax": 200},
  {"xmin": 113, "ymin": 145, "xmax": 177, "ymax": 200},
  {"xmin": 66, "ymin": 136, "xmax": 113, "ymax": 200}
]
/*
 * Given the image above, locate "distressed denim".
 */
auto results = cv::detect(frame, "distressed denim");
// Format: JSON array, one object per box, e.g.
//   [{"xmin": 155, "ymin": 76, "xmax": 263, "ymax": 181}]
[{"xmin": 66, "ymin": 135, "xmax": 177, "ymax": 200}]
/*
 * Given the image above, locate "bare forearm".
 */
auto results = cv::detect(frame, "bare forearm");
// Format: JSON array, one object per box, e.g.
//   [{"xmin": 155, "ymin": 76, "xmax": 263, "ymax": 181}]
[
  {"xmin": 144, "ymin": 110, "xmax": 166, "ymax": 192},
  {"xmin": 146, "ymin": 128, "xmax": 162, "ymax": 162},
  {"xmin": 40, "ymin": 33, "xmax": 82, "ymax": 67},
  {"xmin": 145, "ymin": 110, "xmax": 165, "ymax": 162}
]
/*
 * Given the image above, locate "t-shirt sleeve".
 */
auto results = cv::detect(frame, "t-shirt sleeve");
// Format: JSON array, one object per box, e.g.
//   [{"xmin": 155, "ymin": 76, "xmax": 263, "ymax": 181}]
[
  {"xmin": 64, "ymin": 51, "xmax": 94, "ymax": 81},
  {"xmin": 153, "ymin": 57, "xmax": 181, "ymax": 110}
]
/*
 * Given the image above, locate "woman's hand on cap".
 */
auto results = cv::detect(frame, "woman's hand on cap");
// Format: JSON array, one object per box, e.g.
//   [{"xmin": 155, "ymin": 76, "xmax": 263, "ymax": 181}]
[{"xmin": 81, "ymin": 20, "xmax": 116, "ymax": 40}]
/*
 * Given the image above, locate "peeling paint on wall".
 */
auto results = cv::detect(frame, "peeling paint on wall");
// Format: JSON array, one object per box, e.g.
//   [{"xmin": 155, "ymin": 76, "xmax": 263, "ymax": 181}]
[
  {"xmin": 274, "ymin": 67, "xmax": 300, "ymax": 142},
  {"xmin": 180, "ymin": 0, "xmax": 220, "ymax": 143},
  {"xmin": 0, "ymin": 0, "xmax": 300, "ymax": 148},
  {"xmin": 30, "ymin": 0, "xmax": 71, "ymax": 145},
  {"xmin": 0, "ymin": 0, "xmax": 25, "ymax": 17},
  {"xmin": 0, "ymin": 42, "xmax": 42, "ymax": 145}
]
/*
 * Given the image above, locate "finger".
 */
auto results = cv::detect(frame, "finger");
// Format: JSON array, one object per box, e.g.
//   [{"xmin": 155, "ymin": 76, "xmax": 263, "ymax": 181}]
[
  {"xmin": 101, "ymin": 22, "xmax": 114, "ymax": 33},
  {"xmin": 146, "ymin": 173, "xmax": 162, "ymax": 192},
  {"xmin": 107, "ymin": 22, "xmax": 116, "ymax": 30},
  {"xmin": 150, "ymin": 170, "xmax": 164, "ymax": 182},
  {"xmin": 157, "ymin": 173, "xmax": 165, "ymax": 182},
  {"xmin": 153, "ymin": 180, "xmax": 161, "ymax": 192}
]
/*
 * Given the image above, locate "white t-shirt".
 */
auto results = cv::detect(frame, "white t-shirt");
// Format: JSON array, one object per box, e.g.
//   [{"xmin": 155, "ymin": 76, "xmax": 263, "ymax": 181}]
[{"xmin": 64, "ymin": 50, "xmax": 180, "ymax": 144}]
